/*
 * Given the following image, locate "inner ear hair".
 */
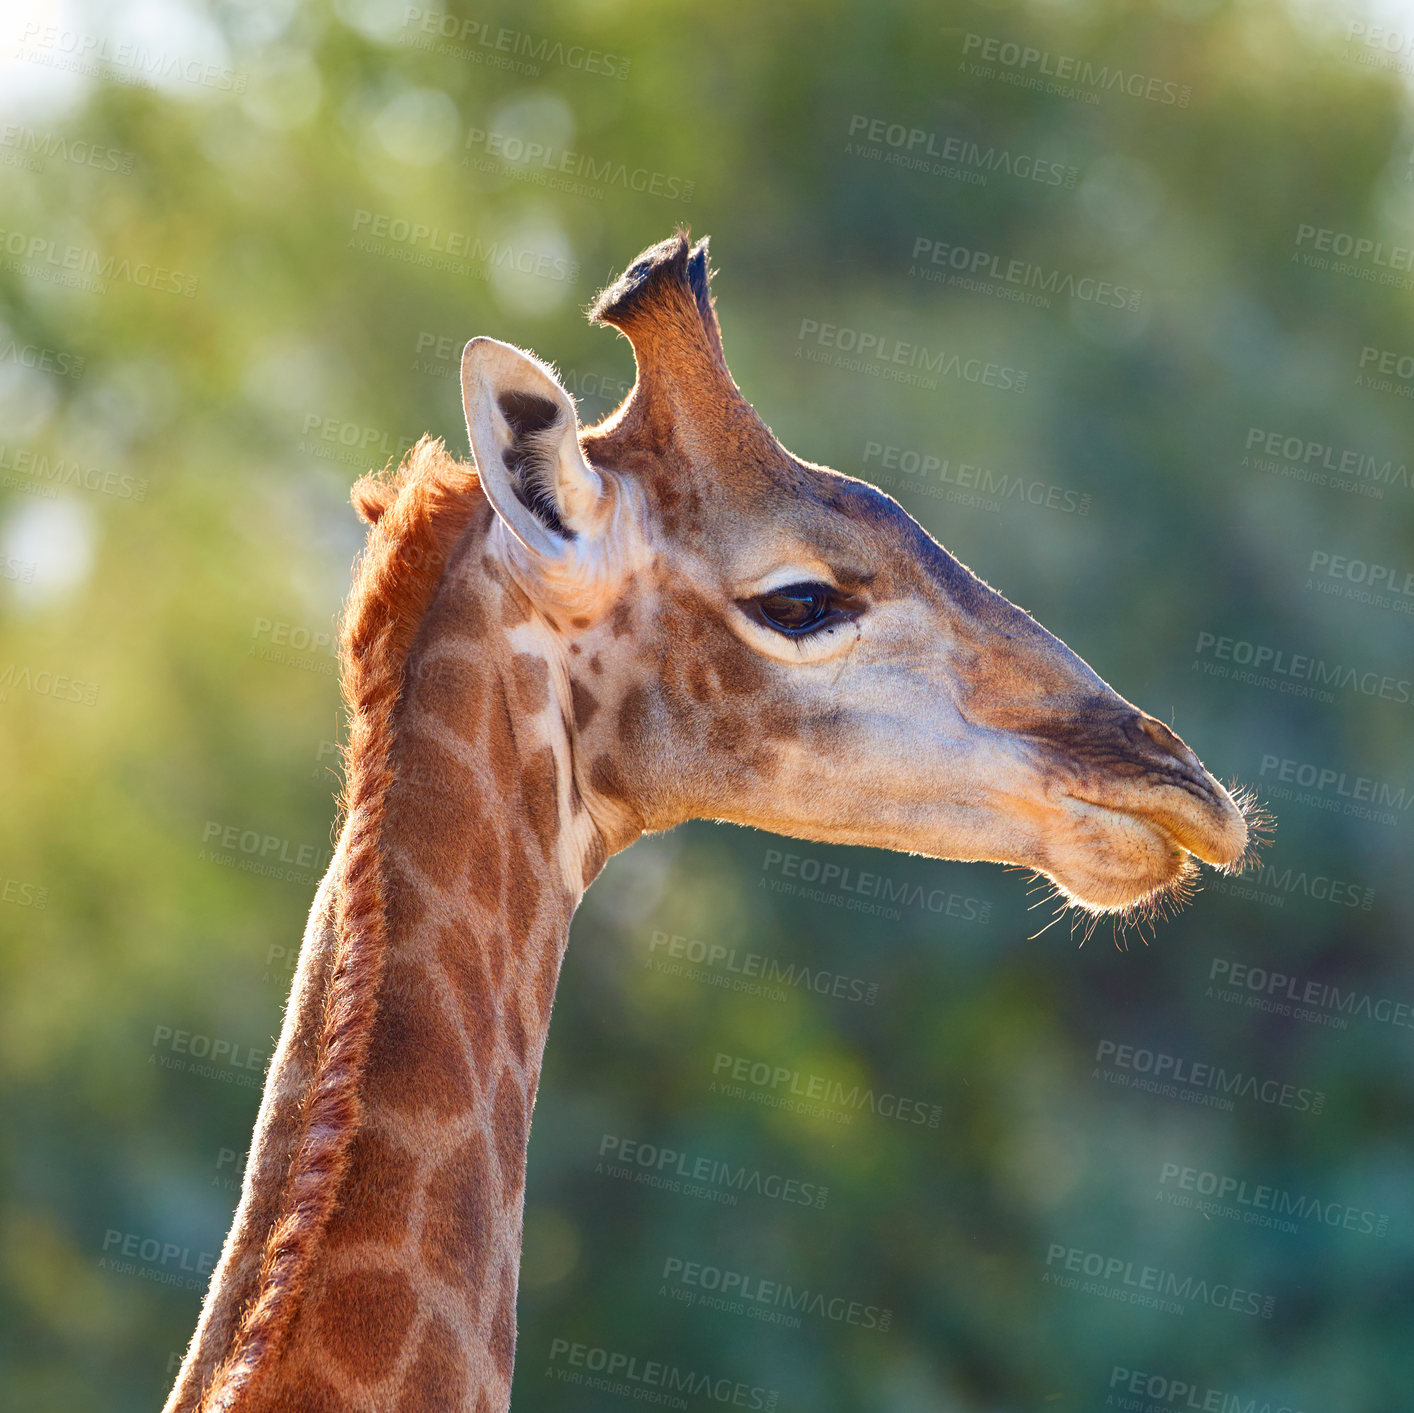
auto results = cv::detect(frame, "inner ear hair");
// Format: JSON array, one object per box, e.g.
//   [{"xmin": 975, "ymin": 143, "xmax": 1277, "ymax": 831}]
[{"xmin": 498, "ymin": 390, "xmax": 571, "ymax": 538}]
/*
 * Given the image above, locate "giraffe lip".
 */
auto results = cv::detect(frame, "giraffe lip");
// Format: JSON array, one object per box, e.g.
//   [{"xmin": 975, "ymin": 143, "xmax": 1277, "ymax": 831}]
[{"xmin": 1061, "ymin": 788, "xmax": 1247, "ymax": 869}]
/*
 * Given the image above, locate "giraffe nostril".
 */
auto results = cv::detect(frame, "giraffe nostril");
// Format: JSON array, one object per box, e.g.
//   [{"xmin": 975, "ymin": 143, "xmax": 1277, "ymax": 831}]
[
  {"xmin": 1134, "ymin": 714, "xmax": 1216, "ymax": 786},
  {"xmin": 1134, "ymin": 713, "xmax": 1227, "ymax": 800},
  {"xmin": 1138, "ymin": 714, "xmax": 1186, "ymax": 761}
]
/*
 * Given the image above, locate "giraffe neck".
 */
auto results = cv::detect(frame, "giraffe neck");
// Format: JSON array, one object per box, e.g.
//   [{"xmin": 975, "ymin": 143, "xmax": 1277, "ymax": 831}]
[{"xmin": 168, "ymin": 524, "xmax": 607, "ymax": 1413}]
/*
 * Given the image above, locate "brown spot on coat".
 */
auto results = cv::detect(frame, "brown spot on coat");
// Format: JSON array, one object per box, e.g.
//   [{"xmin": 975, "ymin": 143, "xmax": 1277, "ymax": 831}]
[
  {"xmin": 519, "ymin": 747, "xmax": 560, "ymax": 858},
  {"xmin": 316, "ymin": 1267, "xmax": 416, "ymax": 1384},
  {"xmin": 491, "ymin": 1068, "xmax": 527, "ymax": 1195},
  {"xmin": 706, "ymin": 631, "xmax": 766, "ymax": 695},
  {"xmin": 502, "ymin": 839, "xmax": 540, "ymax": 941},
  {"xmin": 412, "ymin": 653, "xmax": 483, "ymax": 741},
  {"xmin": 485, "ymin": 691, "xmax": 518, "ymax": 800},
  {"xmin": 383, "ymin": 859, "xmax": 426, "ymax": 940},
  {"xmin": 589, "ymin": 752, "xmax": 630, "ymax": 803},
  {"xmin": 707, "ymin": 710, "xmax": 748, "ymax": 752},
  {"xmin": 388, "ymin": 729, "xmax": 481, "ymax": 889},
  {"xmin": 570, "ymin": 679, "xmax": 599, "ymax": 729},
  {"xmin": 364, "ymin": 961, "xmax": 474, "ymax": 1119},
  {"xmin": 618, "ymin": 684, "xmax": 651, "ymax": 744},
  {"xmin": 396, "ymin": 1317, "xmax": 467, "ymax": 1412},
  {"xmin": 421, "ymin": 1133, "xmax": 496, "ymax": 1289},
  {"xmin": 465, "ymin": 813, "xmax": 505, "ymax": 913},
  {"xmin": 505, "ymin": 1003, "xmax": 528, "ymax": 1067},
  {"xmin": 248, "ymin": 1370, "xmax": 348, "ymax": 1413},
  {"xmin": 325, "ymin": 1129, "xmax": 418, "ymax": 1248},
  {"xmin": 489, "ymin": 1263, "xmax": 518, "ymax": 1381},
  {"xmin": 420, "ymin": 577, "xmax": 487, "ymax": 643}
]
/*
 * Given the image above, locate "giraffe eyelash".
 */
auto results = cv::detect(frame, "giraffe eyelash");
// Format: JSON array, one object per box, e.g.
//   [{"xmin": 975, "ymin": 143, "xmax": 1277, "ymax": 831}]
[{"xmin": 737, "ymin": 581, "xmax": 861, "ymax": 638}]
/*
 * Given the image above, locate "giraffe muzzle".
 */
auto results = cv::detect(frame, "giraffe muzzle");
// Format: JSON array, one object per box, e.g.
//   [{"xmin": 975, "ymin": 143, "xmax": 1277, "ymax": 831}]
[{"xmin": 1055, "ymin": 709, "xmax": 1250, "ymax": 872}]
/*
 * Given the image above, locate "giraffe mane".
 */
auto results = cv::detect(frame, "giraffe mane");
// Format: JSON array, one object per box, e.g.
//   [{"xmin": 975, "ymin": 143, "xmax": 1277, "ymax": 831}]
[{"xmin": 199, "ymin": 435, "xmax": 484, "ymax": 1409}]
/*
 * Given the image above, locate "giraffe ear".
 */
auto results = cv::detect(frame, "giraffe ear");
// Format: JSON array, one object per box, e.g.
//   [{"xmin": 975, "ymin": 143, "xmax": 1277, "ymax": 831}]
[{"xmin": 461, "ymin": 337, "xmax": 605, "ymax": 559}]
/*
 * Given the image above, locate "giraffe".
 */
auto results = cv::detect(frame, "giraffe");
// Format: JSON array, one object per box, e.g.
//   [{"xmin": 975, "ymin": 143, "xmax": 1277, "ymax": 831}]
[{"xmin": 165, "ymin": 231, "xmax": 1256, "ymax": 1413}]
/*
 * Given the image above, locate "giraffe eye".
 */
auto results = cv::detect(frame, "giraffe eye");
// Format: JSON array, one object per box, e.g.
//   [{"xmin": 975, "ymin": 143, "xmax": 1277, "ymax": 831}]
[{"xmin": 745, "ymin": 582, "xmax": 849, "ymax": 637}]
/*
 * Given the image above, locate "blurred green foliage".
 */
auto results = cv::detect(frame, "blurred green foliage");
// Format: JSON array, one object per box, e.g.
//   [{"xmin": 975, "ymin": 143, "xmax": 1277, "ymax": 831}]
[{"xmin": 2, "ymin": 0, "xmax": 1413, "ymax": 1409}]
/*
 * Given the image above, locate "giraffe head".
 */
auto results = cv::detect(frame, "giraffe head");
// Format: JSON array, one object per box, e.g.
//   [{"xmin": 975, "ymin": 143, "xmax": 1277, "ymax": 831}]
[{"xmin": 460, "ymin": 232, "xmax": 1254, "ymax": 919}]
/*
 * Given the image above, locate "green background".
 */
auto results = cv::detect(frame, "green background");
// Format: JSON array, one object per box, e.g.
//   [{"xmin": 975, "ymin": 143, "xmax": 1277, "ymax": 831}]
[{"xmin": 2, "ymin": 0, "xmax": 1412, "ymax": 1408}]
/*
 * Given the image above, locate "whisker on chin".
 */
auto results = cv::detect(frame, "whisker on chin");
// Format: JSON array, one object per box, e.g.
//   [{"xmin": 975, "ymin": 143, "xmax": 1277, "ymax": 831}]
[
  {"xmin": 1035, "ymin": 849, "xmax": 1204, "ymax": 950},
  {"xmin": 1027, "ymin": 911, "xmax": 1066, "ymax": 941},
  {"xmin": 1220, "ymin": 780, "xmax": 1276, "ymax": 875},
  {"xmin": 1012, "ymin": 793, "xmax": 1272, "ymax": 949}
]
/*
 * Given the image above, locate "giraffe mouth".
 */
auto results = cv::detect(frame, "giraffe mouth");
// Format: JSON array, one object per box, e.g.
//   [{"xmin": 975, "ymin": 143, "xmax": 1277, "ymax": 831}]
[
  {"xmin": 1040, "ymin": 782, "xmax": 1256, "ymax": 917},
  {"xmin": 1069, "ymin": 787, "xmax": 1250, "ymax": 871}
]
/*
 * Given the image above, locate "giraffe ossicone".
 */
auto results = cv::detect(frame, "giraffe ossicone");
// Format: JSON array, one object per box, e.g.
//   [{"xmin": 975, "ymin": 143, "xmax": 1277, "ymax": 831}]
[{"xmin": 166, "ymin": 230, "xmax": 1258, "ymax": 1413}]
